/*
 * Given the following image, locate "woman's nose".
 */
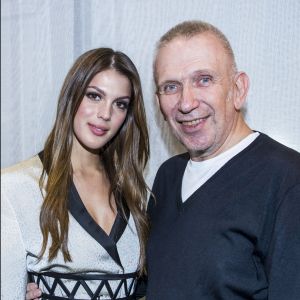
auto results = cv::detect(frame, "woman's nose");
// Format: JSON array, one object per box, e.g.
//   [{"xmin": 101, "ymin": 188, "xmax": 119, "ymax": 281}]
[{"xmin": 97, "ymin": 102, "xmax": 111, "ymax": 121}]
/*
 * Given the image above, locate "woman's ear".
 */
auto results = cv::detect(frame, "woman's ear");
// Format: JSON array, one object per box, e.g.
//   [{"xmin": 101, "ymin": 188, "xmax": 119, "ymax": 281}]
[{"xmin": 233, "ymin": 72, "xmax": 250, "ymax": 110}]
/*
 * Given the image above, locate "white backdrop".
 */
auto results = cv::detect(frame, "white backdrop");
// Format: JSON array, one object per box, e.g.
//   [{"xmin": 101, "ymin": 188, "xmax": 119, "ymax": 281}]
[{"xmin": 1, "ymin": 0, "xmax": 300, "ymax": 187}]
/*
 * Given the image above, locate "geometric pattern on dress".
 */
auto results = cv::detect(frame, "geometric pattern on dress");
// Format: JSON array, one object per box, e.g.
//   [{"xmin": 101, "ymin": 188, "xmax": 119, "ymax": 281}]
[{"xmin": 28, "ymin": 271, "xmax": 137, "ymax": 300}]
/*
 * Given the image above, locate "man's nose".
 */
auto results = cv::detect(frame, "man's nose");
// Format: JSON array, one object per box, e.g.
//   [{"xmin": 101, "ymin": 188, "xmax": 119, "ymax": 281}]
[{"xmin": 178, "ymin": 84, "xmax": 199, "ymax": 113}]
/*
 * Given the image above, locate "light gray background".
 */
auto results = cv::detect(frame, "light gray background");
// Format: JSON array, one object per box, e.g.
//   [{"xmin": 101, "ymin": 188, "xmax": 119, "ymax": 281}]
[{"xmin": 2, "ymin": 0, "xmax": 300, "ymax": 187}]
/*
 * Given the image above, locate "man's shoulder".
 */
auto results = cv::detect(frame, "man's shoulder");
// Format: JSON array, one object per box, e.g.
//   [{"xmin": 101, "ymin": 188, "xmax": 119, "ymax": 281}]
[
  {"xmin": 157, "ymin": 152, "xmax": 189, "ymax": 173},
  {"xmin": 256, "ymin": 133, "xmax": 300, "ymax": 163},
  {"xmin": 250, "ymin": 133, "xmax": 300, "ymax": 181}
]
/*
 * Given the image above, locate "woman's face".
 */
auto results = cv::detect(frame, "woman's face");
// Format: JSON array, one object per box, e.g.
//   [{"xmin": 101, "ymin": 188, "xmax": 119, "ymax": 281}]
[{"xmin": 73, "ymin": 69, "xmax": 131, "ymax": 152}]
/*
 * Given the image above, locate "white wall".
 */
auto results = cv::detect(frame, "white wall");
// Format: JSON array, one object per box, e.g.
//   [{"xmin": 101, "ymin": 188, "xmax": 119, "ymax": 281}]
[{"xmin": 2, "ymin": 0, "xmax": 300, "ymax": 187}]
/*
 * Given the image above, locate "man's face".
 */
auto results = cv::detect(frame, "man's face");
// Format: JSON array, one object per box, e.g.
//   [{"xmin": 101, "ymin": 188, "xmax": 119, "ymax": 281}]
[{"xmin": 155, "ymin": 33, "xmax": 240, "ymax": 161}]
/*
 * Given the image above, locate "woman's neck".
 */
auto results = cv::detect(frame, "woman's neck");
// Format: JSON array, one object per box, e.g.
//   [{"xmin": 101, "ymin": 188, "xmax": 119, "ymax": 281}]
[{"xmin": 71, "ymin": 140, "xmax": 103, "ymax": 174}]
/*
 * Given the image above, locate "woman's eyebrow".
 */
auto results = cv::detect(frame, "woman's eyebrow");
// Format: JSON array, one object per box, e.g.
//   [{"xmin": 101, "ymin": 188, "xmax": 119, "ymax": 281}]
[{"xmin": 87, "ymin": 85, "xmax": 106, "ymax": 96}]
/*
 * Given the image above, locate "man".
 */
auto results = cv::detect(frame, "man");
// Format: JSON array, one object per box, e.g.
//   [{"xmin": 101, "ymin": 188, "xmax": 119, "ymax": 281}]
[
  {"xmin": 146, "ymin": 20, "xmax": 300, "ymax": 299},
  {"xmin": 25, "ymin": 20, "xmax": 300, "ymax": 300}
]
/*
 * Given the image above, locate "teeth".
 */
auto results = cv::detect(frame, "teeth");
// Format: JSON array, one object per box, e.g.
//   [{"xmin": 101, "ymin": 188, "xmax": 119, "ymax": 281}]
[{"xmin": 182, "ymin": 119, "xmax": 201, "ymax": 126}]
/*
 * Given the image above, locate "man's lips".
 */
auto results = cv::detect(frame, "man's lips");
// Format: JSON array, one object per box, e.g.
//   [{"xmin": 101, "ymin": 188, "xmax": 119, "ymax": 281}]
[{"xmin": 178, "ymin": 116, "xmax": 209, "ymax": 127}]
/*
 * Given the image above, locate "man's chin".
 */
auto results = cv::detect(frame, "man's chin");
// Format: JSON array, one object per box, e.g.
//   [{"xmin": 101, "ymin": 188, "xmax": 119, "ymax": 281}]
[{"xmin": 180, "ymin": 139, "xmax": 216, "ymax": 160}]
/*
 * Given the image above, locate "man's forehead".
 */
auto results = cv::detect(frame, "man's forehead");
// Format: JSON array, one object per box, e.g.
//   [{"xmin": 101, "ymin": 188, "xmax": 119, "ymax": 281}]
[
  {"xmin": 158, "ymin": 33, "xmax": 223, "ymax": 56},
  {"xmin": 156, "ymin": 34, "xmax": 230, "ymax": 81},
  {"xmin": 158, "ymin": 60, "xmax": 216, "ymax": 81}
]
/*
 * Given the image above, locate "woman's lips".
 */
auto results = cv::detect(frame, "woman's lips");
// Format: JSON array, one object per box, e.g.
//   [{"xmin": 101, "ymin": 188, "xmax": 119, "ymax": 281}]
[{"xmin": 88, "ymin": 123, "xmax": 109, "ymax": 136}]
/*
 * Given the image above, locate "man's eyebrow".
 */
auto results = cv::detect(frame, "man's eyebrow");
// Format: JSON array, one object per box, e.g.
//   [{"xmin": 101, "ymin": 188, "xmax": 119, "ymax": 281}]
[
  {"xmin": 158, "ymin": 69, "xmax": 219, "ymax": 85},
  {"xmin": 191, "ymin": 69, "xmax": 218, "ymax": 77},
  {"xmin": 159, "ymin": 79, "xmax": 181, "ymax": 85},
  {"xmin": 191, "ymin": 70, "xmax": 222, "ymax": 83}
]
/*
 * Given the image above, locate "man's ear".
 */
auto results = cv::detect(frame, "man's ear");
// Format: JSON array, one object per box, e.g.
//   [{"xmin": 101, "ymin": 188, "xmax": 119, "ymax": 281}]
[
  {"xmin": 233, "ymin": 72, "xmax": 250, "ymax": 110},
  {"xmin": 155, "ymin": 94, "xmax": 160, "ymax": 107},
  {"xmin": 156, "ymin": 94, "xmax": 167, "ymax": 121}
]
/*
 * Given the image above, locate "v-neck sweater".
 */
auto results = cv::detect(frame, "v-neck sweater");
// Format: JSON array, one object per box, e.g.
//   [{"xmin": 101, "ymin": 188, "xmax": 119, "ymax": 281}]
[
  {"xmin": 146, "ymin": 133, "xmax": 300, "ymax": 299},
  {"xmin": 182, "ymin": 132, "xmax": 259, "ymax": 201}
]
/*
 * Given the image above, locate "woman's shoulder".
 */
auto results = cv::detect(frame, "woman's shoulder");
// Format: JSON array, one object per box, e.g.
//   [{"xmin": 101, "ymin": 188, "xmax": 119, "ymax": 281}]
[
  {"xmin": 1, "ymin": 155, "xmax": 43, "ymax": 204},
  {"xmin": 2, "ymin": 154, "xmax": 43, "ymax": 181}
]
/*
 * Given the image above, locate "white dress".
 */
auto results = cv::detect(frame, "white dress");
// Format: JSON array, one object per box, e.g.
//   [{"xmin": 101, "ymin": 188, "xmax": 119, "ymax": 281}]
[{"xmin": 1, "ymin": 154, "xmax": 141, "ymax": 300}]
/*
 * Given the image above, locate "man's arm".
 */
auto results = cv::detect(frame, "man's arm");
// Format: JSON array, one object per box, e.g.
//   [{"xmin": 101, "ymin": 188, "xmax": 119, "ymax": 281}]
[{"xmin": 266, "ymin": 184, "xmax": 300, "ymax": 299}]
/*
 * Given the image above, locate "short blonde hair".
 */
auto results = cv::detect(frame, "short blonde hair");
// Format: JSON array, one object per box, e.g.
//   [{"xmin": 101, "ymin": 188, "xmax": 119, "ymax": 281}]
[{"xmin": 154, "ymin": 20, "xmax": 237, "ymax": 83}]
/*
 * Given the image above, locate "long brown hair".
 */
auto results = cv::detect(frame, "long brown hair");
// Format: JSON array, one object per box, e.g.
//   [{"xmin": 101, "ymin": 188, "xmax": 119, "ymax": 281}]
[{"xmin": 39, "ymin": 48, "xmax": 150, "ymax": 273}]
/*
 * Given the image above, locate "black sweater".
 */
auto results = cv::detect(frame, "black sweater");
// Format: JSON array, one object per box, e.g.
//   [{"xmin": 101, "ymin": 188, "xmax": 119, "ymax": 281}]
[{"xmin": 146, "ymin": 134, "xmax": 300, "ymax": 299}]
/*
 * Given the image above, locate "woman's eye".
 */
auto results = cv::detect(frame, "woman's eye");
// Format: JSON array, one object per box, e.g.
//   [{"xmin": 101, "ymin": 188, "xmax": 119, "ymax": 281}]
[
  {"xmin": 86, "ymin": 92, "xmax": 102, "ymax": 101},
  {"xmin": 116, "ymin": 101, "xmax": 129, "ymax": 111}
]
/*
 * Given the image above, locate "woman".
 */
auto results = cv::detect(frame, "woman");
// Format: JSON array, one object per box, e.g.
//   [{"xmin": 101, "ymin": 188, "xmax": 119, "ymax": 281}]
[{"xmin": 1, "ymin": 48, "xmax": 149, "ymax": 300}]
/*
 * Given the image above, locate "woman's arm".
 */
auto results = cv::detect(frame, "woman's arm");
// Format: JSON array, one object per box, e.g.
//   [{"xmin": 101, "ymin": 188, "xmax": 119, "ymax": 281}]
[{"xmin": 1, "ymin": 190, "xmax": 27, "ymax": 300}]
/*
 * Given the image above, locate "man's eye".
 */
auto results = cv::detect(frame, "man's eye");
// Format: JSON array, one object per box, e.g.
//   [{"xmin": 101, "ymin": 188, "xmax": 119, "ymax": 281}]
[
  {"xmin": 163, "ymin": 83, "xmax": 179, "ymax": 94},
  {"xmin": 195, "ymin": 76, "xmax": 212, "ymax": 87},
  {"xmin": 86, "ymin": 92, "xmax": 102, "ymax": 101}
]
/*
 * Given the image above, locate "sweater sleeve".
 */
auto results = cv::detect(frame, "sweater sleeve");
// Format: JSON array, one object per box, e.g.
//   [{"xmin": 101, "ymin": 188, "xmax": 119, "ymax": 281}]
[
  {"xmin": 1, "ymin": 188, "xmax": 27, "ymax": 300},
  {"xmin": 147, "ymin": 162, "xmax": 166, "ymax": 219},
  {"xmin": 266, "ymin": 183, "xmax": 300, "ymax": 299}
]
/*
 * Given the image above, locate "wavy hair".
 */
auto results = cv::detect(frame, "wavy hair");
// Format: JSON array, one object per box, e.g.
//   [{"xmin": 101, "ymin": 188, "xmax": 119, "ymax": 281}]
[{"xmin": 39, "ymin": 48, "xmax": 150, "ymax": 273}]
